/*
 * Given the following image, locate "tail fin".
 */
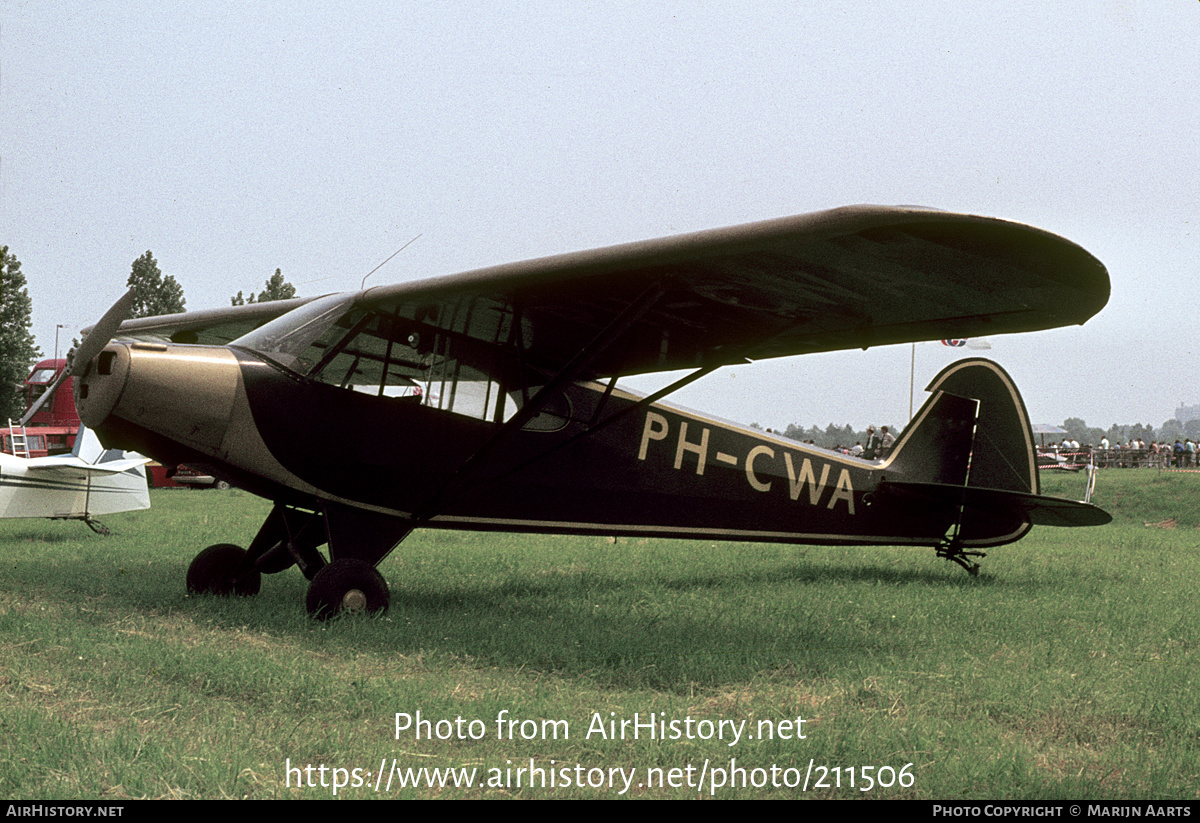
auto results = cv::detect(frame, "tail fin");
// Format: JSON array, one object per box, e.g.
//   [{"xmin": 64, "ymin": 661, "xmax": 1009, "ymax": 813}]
[
  {"xmin": 887, "ymin": 359, "xmax": 1038, "ymax": 493},
  {"xmin": 883, "ymin": 359, "xmax": 1108, "ymax": 548},
  {"xmin": 72, "ymin": 426, "xmax": 108, "ymax": 463}
]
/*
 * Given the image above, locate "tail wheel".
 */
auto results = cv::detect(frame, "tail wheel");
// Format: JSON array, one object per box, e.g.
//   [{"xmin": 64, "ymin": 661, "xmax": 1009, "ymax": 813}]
[
  {"xmin": 186, "ymin": 543, "xmax": 262, "ymax": 596},
  {"xmin": 305, "ymin": 559, "xmax": 389, "ymax": 620}
]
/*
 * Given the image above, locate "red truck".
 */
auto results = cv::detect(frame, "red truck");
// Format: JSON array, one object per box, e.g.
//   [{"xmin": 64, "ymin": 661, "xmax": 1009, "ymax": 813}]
[{"xmin": 4, "ymin": 359, "xmax": 77, "ymax": 457}]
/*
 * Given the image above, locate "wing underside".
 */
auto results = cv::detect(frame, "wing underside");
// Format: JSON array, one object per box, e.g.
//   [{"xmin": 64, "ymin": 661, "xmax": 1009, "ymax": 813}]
[{"xmin": 99, "ymin": 205, "xmax": 1109, "ymax": 379}]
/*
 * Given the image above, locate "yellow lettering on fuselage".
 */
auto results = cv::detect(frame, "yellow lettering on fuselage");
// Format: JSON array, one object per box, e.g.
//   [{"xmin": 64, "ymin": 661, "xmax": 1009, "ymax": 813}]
[
  {"xmin": 745, "ymin": 445, "xmax": 774, "ymax": 492},
  {"xmin": 636, "ymin": 412, "xmax": 856, "ymax": 514},
  {"xmin": 674, "ymin": 421, "xmax": 710, "ymax": 475},
  {"xmin": 784, "ymin": 453, "xmax": 830, "ymax": 505},
  {"xmin": 638, "ymin": 411, "xmax": 669, "ymax": 461},
  {"xmin": 829, "ymin": 468, "xmax": 856, "ymax": 515}
]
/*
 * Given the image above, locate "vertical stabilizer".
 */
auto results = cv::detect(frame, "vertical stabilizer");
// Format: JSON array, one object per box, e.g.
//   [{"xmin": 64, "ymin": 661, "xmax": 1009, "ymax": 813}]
[
  {"xmin": 885, "ymin": 359, "xmax": 1038, "ymax": 495},
  {"xmin": 882, "ymin": 359, "xmax": 1044, "ymax": 551}
]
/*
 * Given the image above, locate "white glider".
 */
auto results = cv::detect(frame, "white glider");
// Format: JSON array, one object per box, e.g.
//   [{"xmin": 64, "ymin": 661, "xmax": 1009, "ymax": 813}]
[{"xmin": 0, "ymin": 427, "xmax": 150, "ymax": 532}]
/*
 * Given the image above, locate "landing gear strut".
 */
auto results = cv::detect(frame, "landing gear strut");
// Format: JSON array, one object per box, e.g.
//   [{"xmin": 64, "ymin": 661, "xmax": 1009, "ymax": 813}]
[{"xmin": 936, "ymin": 539, "xmax": 985, "ymax": 576}]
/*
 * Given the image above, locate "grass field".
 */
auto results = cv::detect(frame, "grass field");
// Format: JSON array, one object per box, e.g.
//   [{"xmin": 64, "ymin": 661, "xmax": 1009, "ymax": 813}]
[{"xmin": 1, "ymin": 468, "xmax": 1198, "ymax": 799}]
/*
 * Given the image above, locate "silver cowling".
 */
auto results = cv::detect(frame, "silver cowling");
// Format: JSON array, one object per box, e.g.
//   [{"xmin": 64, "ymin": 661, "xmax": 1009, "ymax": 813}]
[{"xmin": 74, "ymin": 341, "xmax": 242, "ymax": 456}]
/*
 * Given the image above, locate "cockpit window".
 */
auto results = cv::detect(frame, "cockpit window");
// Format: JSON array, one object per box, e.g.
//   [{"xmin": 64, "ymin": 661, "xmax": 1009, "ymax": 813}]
[
  {"xmin": 231, "ymin": 294, "xmax": 571, "ymax": 430},
  {"xmin": 305, "ymin": 307, "xmax": 428, "ymax": 400},
  {"xmin": 230, "ymin": 294, "xmax": 357, "ymax": 374}
]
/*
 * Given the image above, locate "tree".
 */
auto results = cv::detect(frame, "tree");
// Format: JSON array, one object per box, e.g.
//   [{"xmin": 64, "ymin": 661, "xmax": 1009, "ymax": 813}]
[
  {"xmin": 259, "ymin": 268, "xmax": 296, "ymax": 302},
  {"xmin": 0, "ymin": 246, "xmax": 43, "ymax": 421},
  {"xmin": 1128, "ymin": 423, "xmax": 1153, "ymax": 444},
  {"xmin": 127, "ymin": 251, "xmax": 185, "ymax": 318},
  {"xmin": 1159, "ymin": 419, "xmax": 1183, "ymax": 441},
  {"xmin": 232, "ymin": 268, "xmax": 296, "ymax": 306},
  {"xmin": 1061, "ymin": 417, "xmax": 1104, "ymax": 446}
]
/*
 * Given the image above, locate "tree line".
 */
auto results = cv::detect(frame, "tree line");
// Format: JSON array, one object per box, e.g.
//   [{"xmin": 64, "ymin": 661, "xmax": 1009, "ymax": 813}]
[
  {"xmin": 752, "ymin": 421, "xmax": 892, "ymax": 452},
  {"xmin": 0, "ymin": 245, "xmax": 297, "ymax": 420}
]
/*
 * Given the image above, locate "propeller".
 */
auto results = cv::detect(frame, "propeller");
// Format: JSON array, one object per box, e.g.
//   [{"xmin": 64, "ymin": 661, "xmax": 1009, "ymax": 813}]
[
  {"xmin": 70, "ymin": 288, "xmax": 136, "ymax": 376},
  {"xmin": 18, "ymin": 289, "xmax": 136, "ymax": 426}
]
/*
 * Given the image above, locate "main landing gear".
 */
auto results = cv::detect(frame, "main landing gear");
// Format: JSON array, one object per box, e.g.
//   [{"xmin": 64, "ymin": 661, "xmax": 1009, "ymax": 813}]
[
  {"xmin": 186, "ymin": 542, "xmax": 391, "ymax": 618},
  {"xmin": 184, "ymin": 502, "xmax": 410, "ymax": 619},
  {"xmin": 187, "ymin": 544, "xmax": 262, "ymax": 596},
  {"xmin": 304, "ymin": 559, "xmax": 390, "ymax": 618}
]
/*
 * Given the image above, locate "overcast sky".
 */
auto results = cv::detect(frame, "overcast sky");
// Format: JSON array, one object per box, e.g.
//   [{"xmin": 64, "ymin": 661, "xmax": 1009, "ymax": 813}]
[{"xmin": 2, "ymin": 1, "xmax": 1197, "ymax": 432}]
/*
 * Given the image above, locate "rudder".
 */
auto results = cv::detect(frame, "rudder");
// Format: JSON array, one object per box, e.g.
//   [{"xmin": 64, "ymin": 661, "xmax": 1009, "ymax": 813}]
[
  {"xmin": 884, "ymin": 358, "xmax": 1036, "ymax": 494},
  {"xmin": 883, "ymin": 359, "xmax": 1040, "ymax": 550}
]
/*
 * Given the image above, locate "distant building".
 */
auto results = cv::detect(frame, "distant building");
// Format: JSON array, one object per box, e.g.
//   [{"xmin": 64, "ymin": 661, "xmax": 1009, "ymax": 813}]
[{"xmin": 1175, "ymin": 403, "xmax": 1200, "ymax": 424}]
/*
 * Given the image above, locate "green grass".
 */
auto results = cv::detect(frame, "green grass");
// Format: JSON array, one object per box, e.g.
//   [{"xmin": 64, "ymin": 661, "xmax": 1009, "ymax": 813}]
[{"xmin": 1, "ymin": 474, "xmax": 1198, "ymax": 799}]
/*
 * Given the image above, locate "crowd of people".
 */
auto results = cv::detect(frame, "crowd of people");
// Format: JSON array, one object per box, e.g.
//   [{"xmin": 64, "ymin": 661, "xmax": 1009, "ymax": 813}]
[
  {"xmin": 1051, "ymin": 437, "xmax": 1199, "ymax": 469},
  {"xmin": 795, "ymin": 425, "xmax": 897, "ymax": 462}
]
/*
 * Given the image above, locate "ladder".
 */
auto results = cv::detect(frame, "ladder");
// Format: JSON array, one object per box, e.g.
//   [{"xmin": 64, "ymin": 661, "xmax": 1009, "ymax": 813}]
[{"xmin": 7, "ymin": 420, "xmax": 30, "ymax": 458}]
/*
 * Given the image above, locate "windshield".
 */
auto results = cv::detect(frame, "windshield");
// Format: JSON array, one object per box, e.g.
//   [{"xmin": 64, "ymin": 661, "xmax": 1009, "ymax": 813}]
[
  {"xmin": 230, "ymin": 294, "xmax": 357, "ymax": 373},
  {"xmin": 28, "ymin": 367, "xmax": 59, "ymax": 384},
  {"xmin": 231, "ymin": 292, "xmax": 571, "ymax": 430}
]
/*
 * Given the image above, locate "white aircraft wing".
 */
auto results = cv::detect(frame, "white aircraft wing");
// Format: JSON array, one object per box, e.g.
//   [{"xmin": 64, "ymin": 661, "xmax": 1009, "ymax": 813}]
[{"xmin": 25, "ymin": 455, "xmax": 151, "ymax": 475}]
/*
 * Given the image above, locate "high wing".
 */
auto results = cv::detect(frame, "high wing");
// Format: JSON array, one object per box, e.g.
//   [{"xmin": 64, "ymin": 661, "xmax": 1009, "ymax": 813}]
[
  {"xmin": 98, "ymin": 205, "xmax": 1109, "ymax": 377},
  {"xmin": 105, "ymin": 296, "xmax": 315, "ymax": 346},
  {"xmin": 340, "ymin": 204, "xmax": 1109, "ymax": 377}
]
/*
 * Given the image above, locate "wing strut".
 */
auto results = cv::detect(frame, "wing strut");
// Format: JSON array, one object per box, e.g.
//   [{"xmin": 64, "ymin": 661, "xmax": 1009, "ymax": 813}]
[
  {"xmin": 505, "ymin": 279, "xmax": 671, "ymax": 434},
  {"xmin": 411, "ymin": 315, "xmax": 806, "ymax": 526},
  {"xmin": 408, "ymin": 279, "xmax": 671, "ymax": 526}
]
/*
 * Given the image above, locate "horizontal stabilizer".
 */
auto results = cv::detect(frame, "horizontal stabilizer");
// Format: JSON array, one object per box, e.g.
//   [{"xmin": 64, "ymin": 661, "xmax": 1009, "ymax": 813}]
[{"xmin": 885, "ymin": 481, "xmax": 1112, "ymax": 527}]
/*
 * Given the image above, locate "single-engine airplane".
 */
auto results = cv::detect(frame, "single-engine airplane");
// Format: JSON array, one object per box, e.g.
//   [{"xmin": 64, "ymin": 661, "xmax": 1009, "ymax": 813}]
[
  {"xmin": 0, "ymin": 426, "xmax": 150, "ymax": 532},
  {"xmin": 72, "ymin": 205, "xmax": 1111, "ymax": 617}
]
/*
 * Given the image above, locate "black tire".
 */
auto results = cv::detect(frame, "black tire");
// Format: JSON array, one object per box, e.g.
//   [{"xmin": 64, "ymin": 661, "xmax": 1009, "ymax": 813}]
[
  {"xmin": 305, "ymin": 559, "xmax": 389, "ymax": 620},
  {"xmin": 186, "ymin": 543, "xmax": 261, "ymax": 596}
]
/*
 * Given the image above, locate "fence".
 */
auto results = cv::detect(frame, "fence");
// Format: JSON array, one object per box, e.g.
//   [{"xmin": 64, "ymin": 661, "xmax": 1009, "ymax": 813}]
[{"xmin": 1048, "ymin": 448, "xmax": 1196, "ymax": 470}]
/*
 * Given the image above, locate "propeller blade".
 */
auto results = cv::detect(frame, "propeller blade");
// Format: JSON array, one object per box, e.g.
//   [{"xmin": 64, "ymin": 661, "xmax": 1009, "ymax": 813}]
[{"xmin": 71, "ymin": 288, "xmax": 136, "ymax": 376}]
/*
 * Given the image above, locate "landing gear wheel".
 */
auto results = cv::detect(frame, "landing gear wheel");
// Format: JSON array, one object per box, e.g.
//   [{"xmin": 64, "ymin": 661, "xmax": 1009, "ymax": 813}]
[
  {"xmin": 187, "ymin": 543, "xmax": 261, "ymax": 596},
  {"xmin": 305, "ymin": 559, "xmax": 389, "ymax": 620}
]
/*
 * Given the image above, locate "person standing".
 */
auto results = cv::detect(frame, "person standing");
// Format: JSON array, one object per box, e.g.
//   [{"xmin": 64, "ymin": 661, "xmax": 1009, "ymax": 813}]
[
  {"xmin": 879, "ymin": 425, "xmax": 895, "ymax": 459},
  {"xmin": 864, "ymin": 426, "xmax": 882, "ymax": 461}
]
